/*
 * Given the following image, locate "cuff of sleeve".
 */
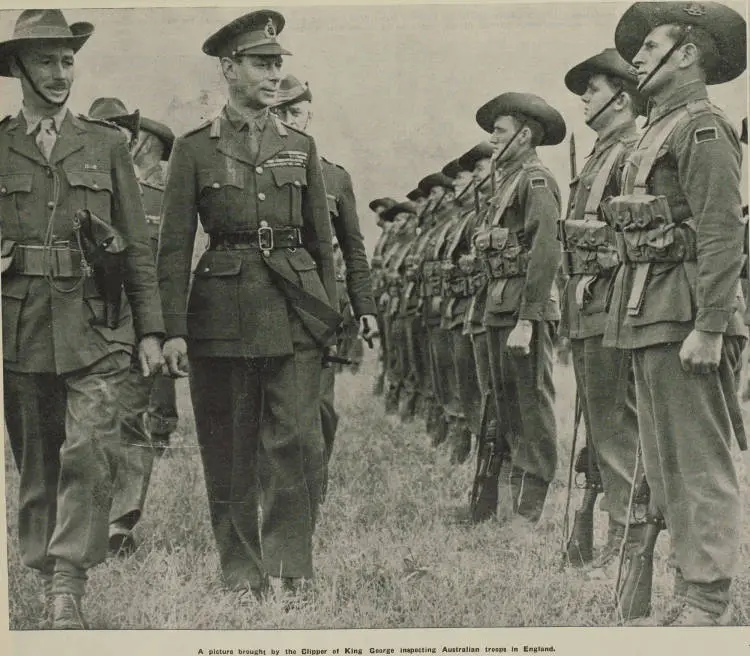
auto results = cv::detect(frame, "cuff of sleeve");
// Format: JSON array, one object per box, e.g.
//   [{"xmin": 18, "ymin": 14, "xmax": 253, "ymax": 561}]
[
  {"xmin": 134, "ymin": 317, "xmax": 166, "ymax": 342},
  {"xmin": 352, "ymin": 299, "xmax": 377, "ymax": 319},
  {"xmin": 163, "ymin": 318, "xmax": 187, "ymax": 340},
  {"xmin": 519, "ymin": 300, "xmax": 545, "ymax": 322},
  {"xmin": 695, "ymin": 308, "xmax": 731, "ymax": 333}
]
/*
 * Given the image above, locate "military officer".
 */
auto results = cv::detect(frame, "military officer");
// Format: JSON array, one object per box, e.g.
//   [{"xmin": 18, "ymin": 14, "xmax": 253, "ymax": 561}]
[
  {"xmin": 86, "ymin": 97, "xmax": 158, "ymax": 557},
  {"xmin": 559, "ymin": 50, "xmax": 644, "ymax": 574},
  {"xmin": 272, "ymin": 75, "xmax": 376, "ymax": 470},
  {"xmin": 158, "ymin": 10, "xmax": 339, "ymax": 603},
  {"xmin": 0, "ymin": 10, "xmax": 165, "ymax": 628},
  {"xmin": 473, "ymin": 92, "xmax": 564, "ymax": 524},
  {"xmin": 369, "ymin": 196, "xmax": 398, "ymax": 396},
  {"xmin": 605, "ymin": 1, "xmax": 747, "ymax": 625}
]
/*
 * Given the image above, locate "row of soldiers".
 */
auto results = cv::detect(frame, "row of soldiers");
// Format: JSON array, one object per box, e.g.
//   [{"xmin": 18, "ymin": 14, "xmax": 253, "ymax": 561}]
[{"xmin": 368, "ymin": 0, "xmax": 747, "ymax": 627}]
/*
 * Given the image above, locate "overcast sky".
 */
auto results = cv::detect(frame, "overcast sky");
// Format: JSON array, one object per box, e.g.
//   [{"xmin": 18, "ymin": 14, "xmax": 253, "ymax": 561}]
[{"xmin": 0, "ymin": 2, "xmax": 746, "ymax": 250}]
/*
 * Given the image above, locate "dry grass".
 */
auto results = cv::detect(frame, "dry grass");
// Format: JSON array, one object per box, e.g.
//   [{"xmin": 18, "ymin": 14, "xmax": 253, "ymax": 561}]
[{"xmin": 5, "ymin": 348, "xmax": 750, "ymax": 629}]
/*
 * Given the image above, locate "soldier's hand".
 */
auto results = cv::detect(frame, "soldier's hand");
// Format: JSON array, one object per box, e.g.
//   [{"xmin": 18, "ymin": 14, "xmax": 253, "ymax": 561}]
[
  {"xmin": 322, "ymin": 344, "xmax": 338, "ymax": 369},
  {"xmin": 359, "ymin": 314, "xmax": 378, "ymax": 347},
  {"xmin": 507, "ymin": 319, "xmax": 534, "ymax": 357},
  {"xmin": 679, "ymin": 329, "xmax": 722, "ymax": 375},
  {"xmin": 138, "ymin": 335, "xmax": 166, "ymax": 377},
  {"xmin": 163, "ymin": 337, "xmax": 190, "ymax": 378}
]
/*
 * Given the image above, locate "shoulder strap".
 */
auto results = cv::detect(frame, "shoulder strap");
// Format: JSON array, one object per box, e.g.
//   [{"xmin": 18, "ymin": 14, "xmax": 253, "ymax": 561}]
[
  {"xmin": 490, "ymin": 168, "xmax": 525, "ymax": 226},
  {"xmin": 444, "ymin": 212, "xmax": 474, "ymax": 259},
  {"xmin": 582, "ymin": 141, "xmax": 626, "ymax": 219},
  {"xmin": 627, "ymin": 106, "xmax": 690, "ymax": 194}
]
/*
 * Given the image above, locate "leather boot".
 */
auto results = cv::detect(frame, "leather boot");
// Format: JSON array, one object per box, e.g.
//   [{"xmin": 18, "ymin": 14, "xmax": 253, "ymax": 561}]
[
  {"xmin": 51, "ymin": 593, "xmax": 88, "ymax": 630},
  {"xmin": 449, "ymin": 420, "xmax": 472, "ymax": 464},
  {"xmin": 511, "ymin": 467, "xmax": 549, "ymax": 524},
  {"xmin": 398, "ymin": 389, "xmax": 417, "ymax": 422}
]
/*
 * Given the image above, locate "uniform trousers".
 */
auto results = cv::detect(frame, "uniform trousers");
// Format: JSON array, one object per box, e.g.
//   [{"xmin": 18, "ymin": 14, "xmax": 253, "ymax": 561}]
[
  {"xmin": 486, "ymin": 322, "xmax": 558, "ymax": 486},
  {"xmin": 405, "ymin": 315, "xmax": 432, "ymax": 405},
  {"xmin": 386, "ymin": 314, "xmax": 407, "ymax": 396},
  {"xmin": 570, "ymin": 337, "xmax": 639, "ymax": 526},
  {"xmin": 453, "ymin": 330, "xmax": 482, "ymax": 437},
  {"xmin": 189, "ymin": 351, "xmax": 326, "ymax": 589},
  {"xmin": 429, "ymin": 325, "xmax": 462, "ymax": 421},
  {"xmin": 145, "ymin": 375, "xmax": 178, "ymax": 437},
  {"xmin": 4, "ymin": 351, "xmax": 131, "ymax": 594},
  {"xmin": 632, "ymin": 338, "xmax": 744, "ymax": 614}
]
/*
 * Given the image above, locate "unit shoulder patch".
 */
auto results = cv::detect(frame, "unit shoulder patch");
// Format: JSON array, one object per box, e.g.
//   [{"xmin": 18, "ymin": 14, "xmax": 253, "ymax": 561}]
[
  {"xmin": 530, "ymin": 177, "xmax": 548, "ymax": 189},
  {"xmin": 694, "ymin": 126, "xmax": 719, "ymax": 144}
]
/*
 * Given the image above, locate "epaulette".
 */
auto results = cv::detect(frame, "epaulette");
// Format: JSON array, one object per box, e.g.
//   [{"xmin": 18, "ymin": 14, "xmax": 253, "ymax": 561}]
[
  {"xmin": 77, "ymin": 114, "xmax": 121, "ymax": 131},
  {"xmin": 322, "ymin": 155, "xmax": 346, "ymax": 172},
  {"xmin": 275, "ymin": 116, "xmax": 309, "ymax": 138},
  {"xmin": 181, "ymin": 117, "xmax": 213, "ymax": 139}
]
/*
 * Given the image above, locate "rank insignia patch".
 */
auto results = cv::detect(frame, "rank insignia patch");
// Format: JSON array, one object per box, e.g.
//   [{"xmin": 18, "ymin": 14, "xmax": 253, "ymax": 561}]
[{"xmin": 694, "ymin": 127, "xmax": 718, "ymax": 144}]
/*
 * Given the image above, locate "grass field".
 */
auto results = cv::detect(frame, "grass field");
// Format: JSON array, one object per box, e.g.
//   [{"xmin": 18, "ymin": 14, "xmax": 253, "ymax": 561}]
[{"xmin": 5, "ymin": 348, "xmax": 750, "ymax": 630}]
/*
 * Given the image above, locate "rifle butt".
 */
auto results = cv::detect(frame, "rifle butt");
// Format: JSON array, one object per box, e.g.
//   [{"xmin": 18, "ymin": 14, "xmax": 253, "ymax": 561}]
[{"xmin": 566, "ymin": 506, "xmax": 595, "ymax": 566}]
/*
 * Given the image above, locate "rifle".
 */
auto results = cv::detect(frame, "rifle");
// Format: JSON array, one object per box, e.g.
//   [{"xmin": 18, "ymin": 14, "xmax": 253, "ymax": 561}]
[
  {"xmin": 469, "ymin": 388, "xmax": 508, "ymax": 523},
  {"xmin": 565, "ymin": 442, "xmax": 602, "ymax": 566},
  {"xmin": 558, "ymin": 133, "xmax": 576, "ymax": 276},
  {"xmin": 616, "ymin": 482, "xmax": 665, "ymax": 622}
]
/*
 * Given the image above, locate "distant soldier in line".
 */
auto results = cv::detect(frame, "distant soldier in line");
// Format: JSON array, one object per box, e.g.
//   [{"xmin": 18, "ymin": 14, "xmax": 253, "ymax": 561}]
[
  {"xmin": 368, "ymin": 196, "xmax": 398, "ymax": 396},
  {"xmin": 439, "ymin": 144, "xmax": 494, "ymax": 467},
  {"xmin": 558, "ymin": 50, "xmax": 644, "ymax": 575},
  {"xmin": 473, "ymin": 92, "xmax": 564, "ymax": 524},
  {"xmin": 158, "ymin": 10, "xmax": 339, "ymax": 603},
  {"xmin": 0, "ymin": 10, "xmax": 165, "ymax": 628},
  {"xmin": 401, "ymin": 174, "xmax": 453, "ymax": 433},
  {"xmin": 605, "ymin": 1, "xmax": 747, "ymax": 625},
  {"xmin": 382, "ymin": 201, "xmax": 419, "ymax": 415},
  {"xmin": 272, "ymin": 74, "xmax": 377, "ymax": 476}
]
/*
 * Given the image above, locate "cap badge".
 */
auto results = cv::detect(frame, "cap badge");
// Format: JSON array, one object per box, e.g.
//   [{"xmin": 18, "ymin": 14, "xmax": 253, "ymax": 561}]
[
  {"xmin": 264, "ymin": 18, "xmax": 277, "ymax": 38},
  {"xmin": 683, "ymin": 3, "xmax": 706, "ymax": 17}
]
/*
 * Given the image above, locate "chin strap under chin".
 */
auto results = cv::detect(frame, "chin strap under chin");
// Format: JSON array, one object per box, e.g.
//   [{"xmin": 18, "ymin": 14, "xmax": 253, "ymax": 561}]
[{"xmin": 585, "ymin": 84, "xmax": 624, "ymax": 127}]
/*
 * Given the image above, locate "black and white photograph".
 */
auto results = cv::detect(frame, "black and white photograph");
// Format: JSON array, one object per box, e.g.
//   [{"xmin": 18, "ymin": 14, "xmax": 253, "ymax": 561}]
[{"xmin": 0, "ymin": 0, "xmax": 748, "ymax": 647}]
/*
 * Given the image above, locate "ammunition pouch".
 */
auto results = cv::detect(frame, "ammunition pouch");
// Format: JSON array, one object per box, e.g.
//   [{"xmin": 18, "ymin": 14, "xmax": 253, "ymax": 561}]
[
  {"xmin": 421, "ymin": 259, "xmax": 443, "ymax": 297},
  {"xmin": 403, "ymin": 254, "xmax": 420, "ymax": 282},
  {"xmin": 604, "ymin": 194, "xmax": 696, "ymax": 264},
  {"xmin": 475, "ymin": 227, "xmax": 528, "ymax": 280},
  {"xmin": 563, "ymin": 219, "xmax": 620, "ymax": 276}
]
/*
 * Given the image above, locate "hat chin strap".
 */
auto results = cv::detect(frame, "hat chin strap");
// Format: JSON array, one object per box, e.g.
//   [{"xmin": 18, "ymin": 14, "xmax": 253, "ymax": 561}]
[
  {"xmin": 584, "ymin": 85, "xmax": 623, "ymax": 127},
  {"xmin": 15, "ymin": 56, "xmax": 69, "ymax": 108},
  {"xmin": 636, "ymin": 25, "xmax": 692, "ymax": 93}
]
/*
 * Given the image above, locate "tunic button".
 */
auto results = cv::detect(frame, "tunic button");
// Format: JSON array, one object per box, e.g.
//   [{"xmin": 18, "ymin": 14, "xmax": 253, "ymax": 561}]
[
  {"xmin": 256, "ymin": 166, "xmax": 263, "ymax": 174},
  {"xmin": 1, "ymin": 187, "xmax": 7, "ymax": 194},
  {"xmin": 47, "ymin": 201, "xmax": 55, "ymax": 209},
  {"xmin": 93, "ymin": 182, "xmax": 99, "ymax": 189},
  {"xmin": 293, "ymin": 180, "xmax": 301, "ymax": 187},
  {"xmin": 212, "ymin": 182, "xmax": 220, "ymax": 189},
  {"xmin": 260, "ymin": 220, "xmax": 269, "ymax": 227},
  {"xmin": 258, "ymin": 192, "xmax": 266, "ymax": 201}
]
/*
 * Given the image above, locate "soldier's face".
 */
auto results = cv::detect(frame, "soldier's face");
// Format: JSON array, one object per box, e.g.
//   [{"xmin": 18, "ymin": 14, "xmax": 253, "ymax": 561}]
[
  {"xmin": 224, "ymin": 54, "xmax": 283, "ymax": 109},
  {"xmin": 472, "ymin": 158, "xmax": 492, "ymax": 186},
  {"xmin": 490, "ymin": 115, "xmax": 523, "ymax": 165},
  {"xmin": 581, "ymin": 73, "xmax": 620, "ymax": 126},
  {"xmin": 275, "ymin": 100, "xmax": 312, "ymax": 131},
  {"xmin": 453, "ymin": 170, "xmax": 473, "ymax": 196},
  {"xmin": 428, "ymin": 186, "xmax": 444, "ymax": 202},
  {"xmin": 14, "ymin": 44, "xmax": 74, "ymax": 106},
  {"xmin": 632, "ymin": 24, "xmax": 682, "ymax": 94}
]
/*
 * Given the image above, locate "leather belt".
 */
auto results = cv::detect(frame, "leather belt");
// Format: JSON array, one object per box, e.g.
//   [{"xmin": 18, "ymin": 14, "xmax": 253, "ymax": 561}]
[
  {"xmin": 208, "ymin": 225, "xmax": 302, "ymax": 252},
  {"xmin": 12, "ymin": 243, "xmax": 83, "ymax": 278}
]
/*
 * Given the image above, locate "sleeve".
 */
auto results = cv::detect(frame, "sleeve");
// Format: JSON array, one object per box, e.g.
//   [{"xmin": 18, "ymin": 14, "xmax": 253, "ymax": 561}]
[
  {"xmin": 518, "ymin": 170, "xmax": 562, "ymax": 321},
  {"xmin": 331, "ymin": 167, "xmax": 376, "ymax": 317},
  {"xmin": 156, "ymin": 135, "xmax": 199, "ymax": 338},
  {"xmin": 110, "ymin": 135, "xmax": 165, "ymax": 339},
  {"xmin": 302, "ymin": 137, "xmax": 338, "ymax": 309},
  {"xmin": 675, "ymin": 114, "xmax": 744, "ymax": 332}
]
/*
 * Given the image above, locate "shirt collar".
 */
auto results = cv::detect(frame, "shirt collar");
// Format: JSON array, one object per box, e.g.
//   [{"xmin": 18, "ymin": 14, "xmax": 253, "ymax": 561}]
[
  {"xmin": 590, "ymin": 121, "xmax": 639, "ymax": 157},
  {"xmin": 224, "ymin": 103, "xmax": 270, "ymax": 133},
  {"xmin": 497, "ymin": 148, "xmax": 538, "ymax": 180},
  {"xmin": 647, "ymin": 79, "xmax": 708, "ymax": 126},
  {"xmin": 21, "ymin": 104, "xmax": 68, "ymax": 136}
]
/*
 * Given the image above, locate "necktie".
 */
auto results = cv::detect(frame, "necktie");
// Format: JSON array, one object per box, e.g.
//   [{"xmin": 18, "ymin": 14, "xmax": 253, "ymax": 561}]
[
  {"xmin": 36, "ymin": 117, "xmax": 57, "ymax": 162},
  {"xmin": 246, "ymin": 120, "xmax": 261, "ymax": 163}
]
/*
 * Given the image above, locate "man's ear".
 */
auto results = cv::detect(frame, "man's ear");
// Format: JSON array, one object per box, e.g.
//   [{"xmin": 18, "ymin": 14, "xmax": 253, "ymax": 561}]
[
  {"xmin": 219, "ymin": 56, "xmax": 236, "ymax": 82},
  {"xmin": 678, "ymin": 42, "xmax": 700, "ymax": 70}
]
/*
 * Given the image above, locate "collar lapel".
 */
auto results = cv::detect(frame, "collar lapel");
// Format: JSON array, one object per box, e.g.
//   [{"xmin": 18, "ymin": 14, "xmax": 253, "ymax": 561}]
[
  {"xmin": 256, "ymin": 117, "xmax": 286, "ymax": 165},
  {"xmin": 216, "ymin": 118, "xmax": 256, "ymax": 167},
  {"xmin": 8, "ymin": 114, "xmax": 47, "ymax": 167},
  {"xmin": 49, "ymin": 112, "xmax": 85, "ymax": 165}
]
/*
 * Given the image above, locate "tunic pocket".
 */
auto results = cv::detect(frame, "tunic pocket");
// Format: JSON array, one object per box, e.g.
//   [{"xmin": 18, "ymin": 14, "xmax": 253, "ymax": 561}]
[
  {"xmin": 1, "ymin": 277, "xmax": 31, "ymax": 362},
  {"xmin": 188, "ymin": 251, "xmax": 243, "ymax": 339},
  {"xmin": 65, "ymin": 170, "xmax": 114, "ymax": 223},
  {"xmin": 0, "ymin": 173, "xmax": 33, "ymax": 229}
]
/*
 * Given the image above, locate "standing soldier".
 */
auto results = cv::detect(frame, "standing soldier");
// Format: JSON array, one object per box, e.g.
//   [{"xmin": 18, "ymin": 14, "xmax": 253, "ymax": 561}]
[
  {"xmin": 369, "ymin": 196, "xmax": 398, "ymax": 396},
  {"xmin": 272, "ymin": 74, "xmax": 377, "ymax": 475},
  {"xmin": 158, "ymin": 10, "xmax": 339, "ymax": 603},
  {"xmin": 606, "ymin": 1, "xmax": 747, "ymax": 625},
  {"xmin": 0, "ymin": 10, "xmax": 165, "ymax": 628},
  {"xmin": 473, "ymin": 93, "xmax": 564, "ymax": 524},
  {"xmin": 559, "ymin": 50, "xmax": 644, "ymax": 574}
]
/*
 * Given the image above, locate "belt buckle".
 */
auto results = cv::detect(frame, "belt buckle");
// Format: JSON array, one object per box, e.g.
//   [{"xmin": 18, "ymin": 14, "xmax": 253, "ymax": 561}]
[{"xmin": 258, "ymin": 223, "xmax": 274, "ymax": 256}]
